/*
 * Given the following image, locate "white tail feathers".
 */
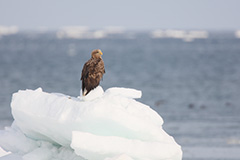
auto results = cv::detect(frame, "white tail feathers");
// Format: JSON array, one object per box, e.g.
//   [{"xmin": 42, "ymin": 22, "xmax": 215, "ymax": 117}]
[{"xmin": 82, "ymin": 88, "xmax": 87, "ymax": 96}]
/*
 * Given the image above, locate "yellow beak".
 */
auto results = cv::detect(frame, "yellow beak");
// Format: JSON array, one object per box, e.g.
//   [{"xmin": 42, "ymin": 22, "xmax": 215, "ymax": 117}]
[{"xmin": 99, "ymin": 50, "xmax": 103, "ymax": 55}]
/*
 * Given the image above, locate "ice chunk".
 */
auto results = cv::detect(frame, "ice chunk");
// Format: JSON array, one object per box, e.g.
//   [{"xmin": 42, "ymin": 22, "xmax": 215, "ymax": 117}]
[
  {"xmin": 11, "ymin": 87, "xmax": 166, "ymax": 145},
  {"xmin": 104, "ymin": 87, "xmax": 142, "ymax": 99},
  {"xmin": 0, "ymin": 127, "xmax": 84, "ymax": 160},
  {"xmin": 0, "ymin": 123, "xmax": 38, "ymax": 154},
  {"xmin": 79, "ymin": 86, "xmax": 104, "ymax": 101},
  {"xmin": 71, "ymin": 131, "xmax": 182, "ymax": 160},
  {"xmin": 1, "ymin": 86, "xmax": 182, "ymax": 160},
  {"xmin": 0, "ymin": 154, "xmax": 23, "ymax": 160},
  {"xmin": 0, "ymin": 147, "xmax": 10, "ymax": 158},
  {"xmin": 104, "ymin": 154, "xmax": 134, "ymax": 160}
]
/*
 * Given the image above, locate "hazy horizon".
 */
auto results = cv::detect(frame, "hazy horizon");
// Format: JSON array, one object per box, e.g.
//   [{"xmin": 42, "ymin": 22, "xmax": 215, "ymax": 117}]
[{"xmin": 0, "ymin": 0, "xmax": 240, "ymax": 31}]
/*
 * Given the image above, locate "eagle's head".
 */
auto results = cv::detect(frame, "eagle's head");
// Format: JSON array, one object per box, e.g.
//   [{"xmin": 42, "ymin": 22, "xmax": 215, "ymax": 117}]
[{"xmin": 91, "ymin": 49, "xmax": 103, "ymax": 59}]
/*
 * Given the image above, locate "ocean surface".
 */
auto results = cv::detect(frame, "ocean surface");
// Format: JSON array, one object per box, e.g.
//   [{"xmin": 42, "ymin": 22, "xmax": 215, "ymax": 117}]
[{"xmin": 0, "ymin": 31, "xmax": 240, "ymax": 159}]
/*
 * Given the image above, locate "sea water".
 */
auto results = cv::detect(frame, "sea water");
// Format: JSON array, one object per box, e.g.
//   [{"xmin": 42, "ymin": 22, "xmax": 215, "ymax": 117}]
[{"xmin": 0, "ymin": 31, "xmax": 240, "ymax": 159}]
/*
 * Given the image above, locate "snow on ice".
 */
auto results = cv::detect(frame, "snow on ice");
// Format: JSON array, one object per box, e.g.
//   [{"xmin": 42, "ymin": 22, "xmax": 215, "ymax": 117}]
[{"xmin": 0, "ymin": 86, "xmax": 182, "ymax": 160}]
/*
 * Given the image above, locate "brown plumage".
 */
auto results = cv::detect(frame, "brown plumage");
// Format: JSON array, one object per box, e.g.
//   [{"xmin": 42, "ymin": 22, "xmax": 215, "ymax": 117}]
[{"xmin": 81, "ymin": 49, "xmax": 105, "ymax": 96}]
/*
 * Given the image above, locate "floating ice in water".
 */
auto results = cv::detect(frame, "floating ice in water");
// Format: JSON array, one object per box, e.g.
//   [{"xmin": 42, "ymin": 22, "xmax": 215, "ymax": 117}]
[
  {"xmin": 235, "ymin": 30, "xmax": 240, "ymax": 38},
  {"xmin": 151, "ymin": 29, "xmax": 208, "ymax": 42},
  {"xmin": 0, "ymin": 26, "xmax": 18, "ymax": 37},
  {"xmin": 0, "ymin": 86, "xmax": 182, "ymax": 160}
]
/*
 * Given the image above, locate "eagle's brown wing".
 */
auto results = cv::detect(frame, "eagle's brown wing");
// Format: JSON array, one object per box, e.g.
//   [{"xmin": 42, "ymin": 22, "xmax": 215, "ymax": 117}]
[{"xmin": 81, "ymin": 58, "xmax": 105, "ymax": 96}]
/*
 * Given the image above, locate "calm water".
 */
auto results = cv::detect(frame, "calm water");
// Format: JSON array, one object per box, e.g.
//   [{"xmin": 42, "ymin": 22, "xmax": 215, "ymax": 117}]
[{"xmin": 0, "ymin": 31, "xmax": 240, "ymax": 159}]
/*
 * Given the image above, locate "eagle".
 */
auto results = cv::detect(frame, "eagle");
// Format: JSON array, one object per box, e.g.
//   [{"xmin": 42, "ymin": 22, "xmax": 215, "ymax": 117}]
[{"xmin": 81, "ymin": 49, "xmax": 105, "ymax": 96}]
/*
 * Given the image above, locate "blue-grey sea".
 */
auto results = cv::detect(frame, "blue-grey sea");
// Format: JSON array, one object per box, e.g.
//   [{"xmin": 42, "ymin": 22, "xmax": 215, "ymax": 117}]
[{"xmin": 0, "ymin": 31, "xmax": 240, "ymax": 159}]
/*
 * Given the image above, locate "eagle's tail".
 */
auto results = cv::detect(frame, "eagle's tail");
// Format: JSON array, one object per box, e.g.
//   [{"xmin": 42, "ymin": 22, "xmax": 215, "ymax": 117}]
[
  {"xmin": 82, "ymin": 81, "xmax": 87, "ymax": 96},
  {"xmin": 82, "ymin": 88, "xmax": 88, "ymax": 96}
]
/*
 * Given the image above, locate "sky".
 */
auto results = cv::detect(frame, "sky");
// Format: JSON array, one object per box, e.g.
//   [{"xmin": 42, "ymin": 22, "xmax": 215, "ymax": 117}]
[{"xmin": 0, "ymin": 0, "xmax": 239, "ymax": 30}]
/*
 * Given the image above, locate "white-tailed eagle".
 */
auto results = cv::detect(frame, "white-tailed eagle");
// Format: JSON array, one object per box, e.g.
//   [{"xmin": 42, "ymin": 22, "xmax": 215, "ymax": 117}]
[{"xmin": 81, "ymin": 49, "xmax": 105, "ymax": 96}]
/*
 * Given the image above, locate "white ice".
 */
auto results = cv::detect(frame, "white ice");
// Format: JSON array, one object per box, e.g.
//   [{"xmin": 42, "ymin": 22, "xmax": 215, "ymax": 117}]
[
  {"xmin": 0, "ymin": 86, "xmax": 182, "ymax": 160},
  {"xmin": 0, "ymin": 147, "xmax": 10, "ymax": 158}
]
